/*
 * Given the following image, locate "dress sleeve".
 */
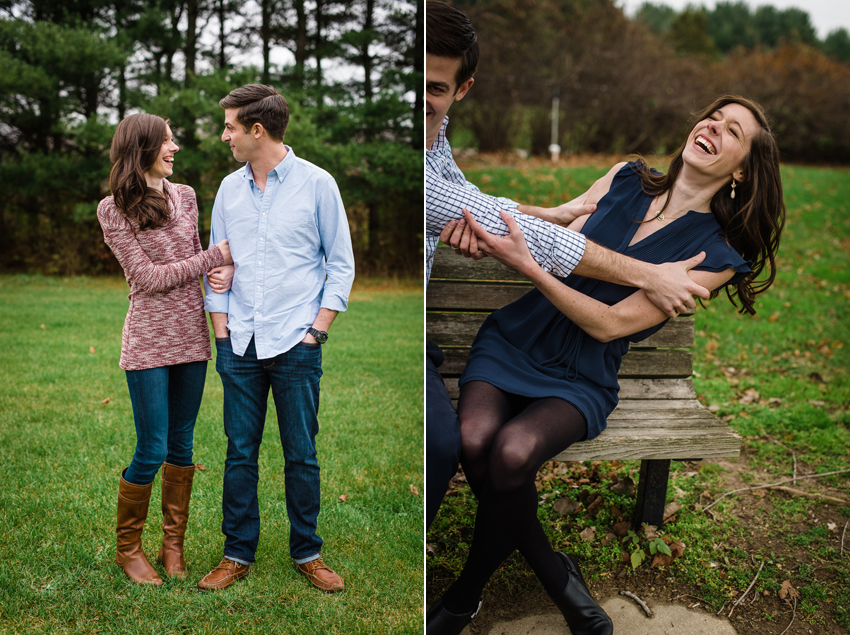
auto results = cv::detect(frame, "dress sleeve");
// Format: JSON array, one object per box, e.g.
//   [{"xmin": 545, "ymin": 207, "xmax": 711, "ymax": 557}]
[
  {"xmin": 693, "ymin": 232, "xmax": 753, "ymax": 291},
  {"xmin": 98, "ymin": 197, "xmax": 225, "ymax": 294}
]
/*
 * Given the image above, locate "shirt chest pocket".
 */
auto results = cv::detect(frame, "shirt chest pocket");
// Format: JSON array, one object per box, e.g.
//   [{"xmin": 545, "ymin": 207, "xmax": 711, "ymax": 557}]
[{"xmin": 272, "ymin": 208, "xmax": 320, "ymax": 252}]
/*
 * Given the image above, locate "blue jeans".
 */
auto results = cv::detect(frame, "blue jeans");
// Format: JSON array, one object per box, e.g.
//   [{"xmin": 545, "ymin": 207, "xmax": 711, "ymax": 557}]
[
  {"xmin": 124, "ymin": 361, "xmax": 208, "ymax": 485},
  {"xmin": 215, "ymin": 336, "xmax": 323, "ymax": 564}
]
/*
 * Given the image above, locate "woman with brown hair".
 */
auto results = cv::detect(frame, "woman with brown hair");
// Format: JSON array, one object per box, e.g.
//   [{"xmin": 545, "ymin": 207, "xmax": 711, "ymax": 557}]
[
  {"xmin": 429, "ymin": 96, "xmax": 785, "ymax": 635},
  {"xmin": 97, "ymin": 113, "xmax": 233, "ymax": 586}
]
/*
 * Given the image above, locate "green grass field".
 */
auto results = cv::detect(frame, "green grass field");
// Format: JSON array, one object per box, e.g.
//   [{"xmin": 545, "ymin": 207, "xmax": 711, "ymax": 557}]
[
  {"xmin": 0, "ymin": 277, "xmax": 424, "ymax": 634},
  {"xmin": 428, "ymin": 159, "xmax": 850, "ymax": 632}
]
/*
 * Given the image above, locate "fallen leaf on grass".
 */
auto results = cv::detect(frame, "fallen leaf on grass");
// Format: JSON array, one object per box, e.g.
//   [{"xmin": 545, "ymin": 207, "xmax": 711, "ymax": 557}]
[
  {"xmin": 642, "ymin": 524, "xmax": 660, "ymax": 541},
  {"xmin": 610, "ymin": 477, "xmax": 635, "ymax": 496},
  {"xmin": 663, "ymin": 502, "xmax": 682, "ymax": 522},
  {"xmin": 100, "ymin": 397, "xmax": 111, "ymax": 405},
  {"xmin": 195, "ymin": 464, "xmax": 206, "ymax": 471},
  {"xmin": 827, "ymin": 522, "xmax": 837, "ymax": 532},
  {"xmin": 611, "ymin": 521, "xmax": 631, "ymax": 538},
  {"xmin": 338, "ymin": 494, "xmax": 348, "ymax": 502},
  {"xmin": 651, "ymin": 540, "xmax": 685, "ymax": 568},
  {"xmin": 410, "ymin": 484, "xmax": 419, "ymax": 496},
  {"xmin": 89, "ymin": 346, "xmax": 96, "ymax": 354},
  {"xmin": 579, "ymin": 527, "xmax": 597, "ymax": 542},
  {"xmin": 779, "ymin": 580, "xmax": 799, "ymax": 602},
  {"xmin": 554, "ymin": 497, "xmax": 581, "ymax": 516},
  {"xmin": 738, "ymin": 388, "xmax": 760, "ymax": 405},
  {"xmin": 40, "ymin": 324, "xmax": 46, "ymax": 329},
  {"xmin": 587, "ymin": 496, "xmax": 604, "ymax": 517}
]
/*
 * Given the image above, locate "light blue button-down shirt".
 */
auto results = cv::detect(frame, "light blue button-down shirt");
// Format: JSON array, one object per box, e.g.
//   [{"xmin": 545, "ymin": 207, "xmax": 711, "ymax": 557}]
[{"xmin": 204, "ymin": 147, "xmax": 355, "ymax": 359}]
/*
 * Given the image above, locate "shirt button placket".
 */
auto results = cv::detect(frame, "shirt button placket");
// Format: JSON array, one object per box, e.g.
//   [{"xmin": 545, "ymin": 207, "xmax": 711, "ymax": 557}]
[{"xmin": 255, "ymin": 179, "xmax": 273, "ymax": 359}]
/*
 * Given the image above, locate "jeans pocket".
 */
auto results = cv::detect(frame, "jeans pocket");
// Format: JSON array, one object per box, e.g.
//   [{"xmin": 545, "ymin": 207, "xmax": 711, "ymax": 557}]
[{"xmin": 295, "ymin": 341, "xmax": 321, "ymax": 350}]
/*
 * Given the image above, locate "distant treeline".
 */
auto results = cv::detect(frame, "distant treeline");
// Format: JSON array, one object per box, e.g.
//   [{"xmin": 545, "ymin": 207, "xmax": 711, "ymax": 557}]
[
  {"xmin": 1, "ymin": 0, "xmax": 423, "ymax": 277},
  {"xmin": 447, "ymin": 0, "xmax": 850, "ymax": 163}
]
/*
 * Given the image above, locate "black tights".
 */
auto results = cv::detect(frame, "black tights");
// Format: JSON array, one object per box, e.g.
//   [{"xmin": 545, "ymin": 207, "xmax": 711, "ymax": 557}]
[{"xmin": 441, "ymin": 381, "xmax": 588, "ymax": 614}]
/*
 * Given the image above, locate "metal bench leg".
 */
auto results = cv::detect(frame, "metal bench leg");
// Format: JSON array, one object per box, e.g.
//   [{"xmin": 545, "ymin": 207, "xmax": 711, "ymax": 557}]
[{"xmin": 633, "ymin": 459, "xmax": 671, "ymax": 530}]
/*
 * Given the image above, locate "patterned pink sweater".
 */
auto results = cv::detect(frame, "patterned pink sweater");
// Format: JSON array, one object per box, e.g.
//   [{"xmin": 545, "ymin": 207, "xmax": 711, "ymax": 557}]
[{"xmin": 98, "ymin": 182, "xmax": 225, "ymax": 371}]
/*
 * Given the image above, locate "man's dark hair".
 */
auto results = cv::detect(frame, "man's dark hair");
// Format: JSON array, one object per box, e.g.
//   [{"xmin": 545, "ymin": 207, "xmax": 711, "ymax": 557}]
[
  {"xmin": 219, "ymin": 84, "xmax": 289, "ymax": 142},
  {"xmin": 426, "ymin": 1, "xmax": 479, "ymax": 89}
]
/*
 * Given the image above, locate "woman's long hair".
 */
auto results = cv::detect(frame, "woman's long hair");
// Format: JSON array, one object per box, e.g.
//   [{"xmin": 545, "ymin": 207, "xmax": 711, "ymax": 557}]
[
  {"xmin": 109, "ymin": 113, "xmax": 173, "ymax": 230},
  {"xmin": 635, "ymin": 95, "xmax": 786, "ymax": 316}
]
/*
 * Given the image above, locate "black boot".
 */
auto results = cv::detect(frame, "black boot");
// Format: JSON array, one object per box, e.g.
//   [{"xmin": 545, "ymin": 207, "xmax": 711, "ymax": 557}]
[
  {"xmin": 426, "ymin": 597, "xmax": 482, "ymax": 635},
  {"xmin": 550, "ymin": 552, "xmax": 613, "ymax": 635}
]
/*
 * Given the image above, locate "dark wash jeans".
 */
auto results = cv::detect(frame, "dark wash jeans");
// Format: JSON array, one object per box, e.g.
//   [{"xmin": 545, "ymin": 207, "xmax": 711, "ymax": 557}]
[
  {"xmin": 124, "ymin": 360, "xmax": 207, "ymax": 485},
  {"xmin": 215, "ymin": 336, "xmax": 323, "ymax": 564}
]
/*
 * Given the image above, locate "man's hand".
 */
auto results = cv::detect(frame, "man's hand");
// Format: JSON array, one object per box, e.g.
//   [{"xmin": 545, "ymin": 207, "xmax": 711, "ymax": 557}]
[
  {"xmin": 207, "ymin": 265, "xmax": 234, "ymax": 293},
  {"xmin": 463, "ymin": 209, "xmax": 537, "ymax": 277},
  {"xmin": 440, "ymin": 212, "xmax": 485, "ymax": 260},
  {"xmin": 643, "ymin": 253, "xmax": 711, "ymax": 318}
]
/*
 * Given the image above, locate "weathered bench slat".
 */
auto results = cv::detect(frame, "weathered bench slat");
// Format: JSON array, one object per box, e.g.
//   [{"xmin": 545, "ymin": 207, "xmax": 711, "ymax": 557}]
[
  {"xmin": 426, "ymin": 281, "xmax": 532, "ymax": 311},
  {"xmin": 551, "ymin": 433, "xmax": 741, "ymax": 462},
  {"xmin": 432, "ymin": 244, "xmax": 528, "ymax": 281},
  {"xmin": 436, "ymin": 347, "xmax": 693, "ymax": 377},
  {"xmin": 441, "ymin": 377, "xmax": 698, "ymax": 400},
  {"xmin": 427, "ymin": 312, "xmax": 695, "ymax": 348}
]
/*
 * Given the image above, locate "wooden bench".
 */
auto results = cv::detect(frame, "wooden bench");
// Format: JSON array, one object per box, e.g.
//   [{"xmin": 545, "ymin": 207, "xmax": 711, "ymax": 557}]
[{"xmin": 426, "ymin": 244, "xmax": 741, "ymax": 528}]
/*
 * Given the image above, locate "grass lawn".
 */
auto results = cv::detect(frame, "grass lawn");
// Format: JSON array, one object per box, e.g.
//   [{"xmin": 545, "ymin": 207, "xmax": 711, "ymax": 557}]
[
  {"xmin": 428, "ymin": 157, "xmax": 850, "ymax": 633},
  {"xmin": 0, "ymin": 276, "xmax": 424, "ymax": 634}
]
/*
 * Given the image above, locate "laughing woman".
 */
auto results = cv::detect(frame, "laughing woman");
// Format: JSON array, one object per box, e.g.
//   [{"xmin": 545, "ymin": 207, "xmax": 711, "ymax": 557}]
[
  {"xmin": 97, "ymin": 113, "xmax": 233, "ymax": 585},
  {"xmin": 429, "ymin": 96, "xmax": 785, "ymax": 635}
]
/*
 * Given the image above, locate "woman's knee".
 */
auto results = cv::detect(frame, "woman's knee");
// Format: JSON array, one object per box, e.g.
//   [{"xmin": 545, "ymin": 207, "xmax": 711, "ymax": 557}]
[{"xmin": 488, "ymin": 434, "xmax": 541, "ymax": 492}]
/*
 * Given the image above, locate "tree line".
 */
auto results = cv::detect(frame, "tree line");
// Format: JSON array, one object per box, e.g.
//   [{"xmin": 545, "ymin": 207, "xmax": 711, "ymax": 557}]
[
  {"xmin": 446, "ymin": 0, "xmax": 850, "ymax": 164},
  {"xmin": 1, "ymin": 0, "xmax": 423, "ymax": 276}
]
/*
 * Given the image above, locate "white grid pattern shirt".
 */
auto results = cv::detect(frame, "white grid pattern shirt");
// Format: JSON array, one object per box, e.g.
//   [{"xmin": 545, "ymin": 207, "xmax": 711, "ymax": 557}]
[{"xmin": 426, "ymin": 116, "xmax": 586, "ymax": 283}]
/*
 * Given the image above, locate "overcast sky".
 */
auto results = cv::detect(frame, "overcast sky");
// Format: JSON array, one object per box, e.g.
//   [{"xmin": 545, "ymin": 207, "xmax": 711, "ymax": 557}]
[{"xmin": 617, "ymin": 0, "xmax": 850, "ymax": 38}]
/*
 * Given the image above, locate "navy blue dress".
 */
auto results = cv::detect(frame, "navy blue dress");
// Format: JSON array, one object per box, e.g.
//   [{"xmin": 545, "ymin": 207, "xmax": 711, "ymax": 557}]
[{"xmin": 459, "ymin": 162, "xmax": 752, "ymax": 440}]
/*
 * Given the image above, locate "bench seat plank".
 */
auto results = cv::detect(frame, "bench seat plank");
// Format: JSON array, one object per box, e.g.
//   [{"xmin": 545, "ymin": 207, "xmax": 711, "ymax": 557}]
[{"xmin": 436, "ymin": 347, "xmax": 693, "ymax": 377}]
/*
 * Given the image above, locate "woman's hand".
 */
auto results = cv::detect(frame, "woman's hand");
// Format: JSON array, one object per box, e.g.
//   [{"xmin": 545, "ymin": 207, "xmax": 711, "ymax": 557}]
[
  {"xmin": 463, "ymin": 209, "xmax": 537, "ymax": 277},
  {"xmin": 440, "ymin": 213, "xmax": 485, "ymax": 260},
  {"xmin": 217, "ymin": 239, "xmax": 233, "ymax": 265},
  {"xmin": 207, "ymin": 265, "xmax": 234, "ymax": 293}
]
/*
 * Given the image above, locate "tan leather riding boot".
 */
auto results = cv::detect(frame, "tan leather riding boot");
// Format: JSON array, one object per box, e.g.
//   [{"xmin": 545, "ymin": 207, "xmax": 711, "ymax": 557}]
[
  {"xmin": 157, "ymin": 463, "xmax": 195, "ymax": 578},
  {"xmin": 116, "ymin": 469, "xmax": 163, "ymax": 585}
]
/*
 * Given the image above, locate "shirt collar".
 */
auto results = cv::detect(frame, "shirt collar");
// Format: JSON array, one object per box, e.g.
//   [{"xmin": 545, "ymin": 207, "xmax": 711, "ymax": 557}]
[
  {"xmin": 428, "ymin": 116, "xmax": 449, "ymax": 152},
  {"xmin": 242, "ymin": 146, "xmax": 295, "ymax": 184}
]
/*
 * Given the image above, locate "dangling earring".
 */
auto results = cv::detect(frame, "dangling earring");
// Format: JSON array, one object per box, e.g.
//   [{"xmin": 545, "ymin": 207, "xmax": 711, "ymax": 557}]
[{"xmin": 730, "ymin": 179, "xmax": 737, "ymax": 199}]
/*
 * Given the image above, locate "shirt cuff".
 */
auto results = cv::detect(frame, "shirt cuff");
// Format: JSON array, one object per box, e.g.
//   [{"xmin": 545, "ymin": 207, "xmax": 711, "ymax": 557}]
[{"xmin": 320, "ymin": 292, "xmax": 349, "ymax": 313}]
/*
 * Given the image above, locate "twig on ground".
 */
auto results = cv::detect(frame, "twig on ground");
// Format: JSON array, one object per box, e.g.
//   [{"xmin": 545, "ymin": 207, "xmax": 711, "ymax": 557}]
[
  {"xmin": 715, "ymin": 602, "xmax": 727, "ymax": 616},
  {"xmin": 620, "ymin": 590, "xmax": 652, "ymax": 617},
  {"xmin": 778, "ymin": 597, "xmax": 797, "ymax": 635},
  {"xmin": 703, "ymin": 468, "xmax": 850, "ymax": 512},
  {"xmin": 728, "ymin": 562, "xmax": 764, "ymax": 618},
  {"xmin": 772, "ymin": 486, "xmax": 848, "ymax": 505},
  {"xmin": 842, "ymin": 521, "xmax": 848, "ymax": 556}
]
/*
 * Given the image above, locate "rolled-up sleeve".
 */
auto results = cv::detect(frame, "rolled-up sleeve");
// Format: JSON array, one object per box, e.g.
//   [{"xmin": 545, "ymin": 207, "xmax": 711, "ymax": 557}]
[
  {"xmin": 317, "ymin": 176, "xmax": 355, "ymax": 312},
  {"xmin": 425, "ymin": 164, "xmax": 587, "ymax": 279},
  {"xmin": 203, "ymin": 188, "xmax": 230, "ymax": 314}
]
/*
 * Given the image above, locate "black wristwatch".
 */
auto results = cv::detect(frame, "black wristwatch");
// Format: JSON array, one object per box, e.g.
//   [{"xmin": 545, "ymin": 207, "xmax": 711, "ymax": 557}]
[{"xmin": 307, "ymin": 327, "xmax": 329, "ymax": 344}]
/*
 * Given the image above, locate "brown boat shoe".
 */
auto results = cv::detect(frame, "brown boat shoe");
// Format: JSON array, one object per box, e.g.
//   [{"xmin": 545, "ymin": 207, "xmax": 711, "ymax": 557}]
[
  {"xmin": 296, "ymin": 557, "xmax": 344, "ymax": 593},
  {"xmin": 197, "ymin": 557, "xmax": 251, "ymax": 591}
]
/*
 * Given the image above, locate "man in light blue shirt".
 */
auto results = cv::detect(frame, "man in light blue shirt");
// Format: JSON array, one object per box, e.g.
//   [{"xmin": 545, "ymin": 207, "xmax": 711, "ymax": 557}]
[{"xmin": 198, "ymin": 84, "xmax": 354, "ymax": 593}]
